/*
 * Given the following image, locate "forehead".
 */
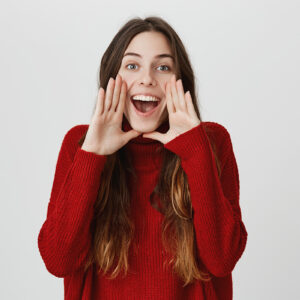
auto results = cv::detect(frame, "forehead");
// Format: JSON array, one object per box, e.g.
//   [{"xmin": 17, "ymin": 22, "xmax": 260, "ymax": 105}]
[{"xmin": 123, "ymin": 31, "xmax": 173, "ymax": 60}]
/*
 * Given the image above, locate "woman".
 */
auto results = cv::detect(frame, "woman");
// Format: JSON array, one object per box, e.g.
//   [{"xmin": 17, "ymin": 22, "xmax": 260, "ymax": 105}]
[{"xmin": 38, "ymin": 16, "xmax": 248, "ymax": 299}]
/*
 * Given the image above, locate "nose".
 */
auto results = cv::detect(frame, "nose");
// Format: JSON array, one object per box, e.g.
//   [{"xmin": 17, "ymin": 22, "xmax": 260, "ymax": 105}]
[{"xmin": 138, "ymin": 69, "xmax": 157, "ymax": 86}]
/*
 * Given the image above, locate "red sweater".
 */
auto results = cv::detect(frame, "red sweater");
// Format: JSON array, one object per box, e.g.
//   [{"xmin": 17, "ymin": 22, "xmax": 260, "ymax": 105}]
[{"xmin": 38, "ymin": 117, "xmax": 248, "ymax": 299}]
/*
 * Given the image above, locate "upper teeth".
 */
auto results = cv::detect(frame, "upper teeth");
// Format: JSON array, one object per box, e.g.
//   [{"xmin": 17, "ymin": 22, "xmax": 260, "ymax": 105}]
[{"xmin": 132, "ymin": 95, "xmax": 159, "ymax": 102}]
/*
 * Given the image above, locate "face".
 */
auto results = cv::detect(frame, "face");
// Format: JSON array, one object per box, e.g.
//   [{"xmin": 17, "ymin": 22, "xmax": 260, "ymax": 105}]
[{"xmin": 118, "ymin": 31, "xmax": 176, "ymax": 133}]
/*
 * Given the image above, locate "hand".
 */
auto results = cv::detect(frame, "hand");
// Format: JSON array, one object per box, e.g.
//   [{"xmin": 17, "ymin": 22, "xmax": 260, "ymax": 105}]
[
  {"xmin": 142, "ymin": 74, "xmax": 201, "ymax": 144},
  {"xmin": 81, "ymin": 74, "xmax": 142, "ymax": 155}
]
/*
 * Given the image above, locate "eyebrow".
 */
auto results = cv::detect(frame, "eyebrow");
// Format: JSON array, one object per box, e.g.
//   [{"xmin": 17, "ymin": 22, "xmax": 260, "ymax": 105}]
[{"xmin": 123, "ymin": 52, "xmax": 175, "ymax": 61}]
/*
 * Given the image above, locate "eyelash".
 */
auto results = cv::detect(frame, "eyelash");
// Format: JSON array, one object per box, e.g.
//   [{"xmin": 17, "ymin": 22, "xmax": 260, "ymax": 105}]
[{"xmin": 125, "ymin": 63, "xmax": 171, "ymax": 72}]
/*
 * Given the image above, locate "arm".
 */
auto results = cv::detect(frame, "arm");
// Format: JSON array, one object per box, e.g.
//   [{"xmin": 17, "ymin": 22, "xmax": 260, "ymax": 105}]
[
  {"xmin": 37, "ymin": 125, "xmax": 107, "ymax": 277},
  {"xmin": 163, "ymin": 122, "xmax": 248, "ymax": 277}
]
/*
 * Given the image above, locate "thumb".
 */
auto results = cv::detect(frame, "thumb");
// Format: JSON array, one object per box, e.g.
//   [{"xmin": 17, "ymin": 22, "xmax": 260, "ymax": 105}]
[
  {"xmin": 123, "ymin": 129, "xmax": 142, "ymax": 142},
  {"xmin": 142, "ymin": 131, "xmax": 165, "ymax": 143}
]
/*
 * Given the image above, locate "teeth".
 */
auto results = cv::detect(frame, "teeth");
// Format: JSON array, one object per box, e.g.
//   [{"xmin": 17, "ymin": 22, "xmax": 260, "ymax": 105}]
[{"xmin": 132, "ymin": 95, "xmax": 159, "ymax": 102}]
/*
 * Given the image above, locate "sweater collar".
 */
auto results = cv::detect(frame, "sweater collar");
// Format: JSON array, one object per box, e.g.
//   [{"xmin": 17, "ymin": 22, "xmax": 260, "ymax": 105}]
[{"xmin": 122, "ymin": 116, "xmax": 169, "ymax": 171}]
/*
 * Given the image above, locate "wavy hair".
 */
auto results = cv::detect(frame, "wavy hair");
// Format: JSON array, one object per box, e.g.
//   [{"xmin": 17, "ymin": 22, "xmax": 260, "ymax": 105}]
[{"xmin": 78, "ymin": 16, "xmax": 221, "ymax": 287}]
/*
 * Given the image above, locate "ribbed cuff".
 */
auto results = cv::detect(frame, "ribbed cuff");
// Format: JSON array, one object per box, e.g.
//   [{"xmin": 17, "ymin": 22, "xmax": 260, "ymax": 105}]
[
  {"xmin": 72, "ymin": 147, "xmax": 107, "ymax": 180},
  {"xmin": 163, "ymin": 123, "xmax": 211, "ymax": 161}
]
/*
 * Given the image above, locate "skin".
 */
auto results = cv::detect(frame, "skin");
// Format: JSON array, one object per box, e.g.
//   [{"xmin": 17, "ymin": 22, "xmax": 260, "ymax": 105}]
[
  {"xmin": 118, "ymin": 31, "xmax": 201, "ymax": 144},
  {"xmin": 117, "ymin": 31, "xmax": 176, "ymax": 133},
  {"xmin": 81, "ymin": 31, "xmax": 201, "ymax": 156}
]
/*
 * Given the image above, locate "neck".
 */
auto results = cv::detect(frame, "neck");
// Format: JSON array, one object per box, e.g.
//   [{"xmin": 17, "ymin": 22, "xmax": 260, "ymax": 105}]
[
  {"xmin": 122, "ymin": 116, "xmax": 169, "ymax": 171},
  {"xmin": 121, "ymin": 116, "xmax": 169, "ymax": 144}
]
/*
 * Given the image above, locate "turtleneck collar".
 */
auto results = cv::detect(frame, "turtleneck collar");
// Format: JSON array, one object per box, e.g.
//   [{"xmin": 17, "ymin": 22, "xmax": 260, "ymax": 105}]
[{"xmin": 122, "ymin": 116, "xmax": 169, "ymax": 172}]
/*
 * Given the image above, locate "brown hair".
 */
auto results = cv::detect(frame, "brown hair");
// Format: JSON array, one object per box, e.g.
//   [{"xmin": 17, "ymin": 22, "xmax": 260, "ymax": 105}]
[{"xmin": 78, "ymin": 16, "xmax": 221, "ymax": 287}]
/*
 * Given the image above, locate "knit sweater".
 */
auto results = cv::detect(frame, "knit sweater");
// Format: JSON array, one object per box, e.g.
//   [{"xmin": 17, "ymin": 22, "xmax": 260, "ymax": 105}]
[{"xmin": 37, "ymin": 117, "xmax": 248, "ymax": 300}]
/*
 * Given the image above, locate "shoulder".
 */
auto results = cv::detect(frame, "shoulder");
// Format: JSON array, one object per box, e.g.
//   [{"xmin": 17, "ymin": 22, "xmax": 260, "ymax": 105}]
[
  {"xmin": 63, "ymin": 124, "xmax": 89, "ymax": 143},
  {"xmin": 60, "ymin": 124, "xmax": 89, "ymax": 158},
  {"xmin": 201, "ymin": 121, "xmax": 235, "ymax": 160},
  {"xmin": 201, "ymin": 121, "xmax": 232, "ymax": 144}
]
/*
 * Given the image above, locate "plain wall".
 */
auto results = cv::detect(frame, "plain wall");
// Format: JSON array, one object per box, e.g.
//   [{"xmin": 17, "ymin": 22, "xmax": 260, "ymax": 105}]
[{"xmin": 1, "ymin": 0, "xmax": 299, "ymax": 299}]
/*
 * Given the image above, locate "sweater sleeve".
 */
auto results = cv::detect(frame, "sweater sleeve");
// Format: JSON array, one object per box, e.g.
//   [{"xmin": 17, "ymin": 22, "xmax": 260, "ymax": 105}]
[
  {"xmin": 163, "ymin": 122, "xmax": 248, "ymax": 277},
  {"xmin": 37, "ymin": 125, "xmax": 107, "ymax": 278}
]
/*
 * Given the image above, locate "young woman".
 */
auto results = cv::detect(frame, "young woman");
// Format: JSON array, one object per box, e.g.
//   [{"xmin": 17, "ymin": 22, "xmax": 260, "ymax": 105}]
[{"xmin": 38, "ymin": 16, "xmax": 248, "ymax": 299}]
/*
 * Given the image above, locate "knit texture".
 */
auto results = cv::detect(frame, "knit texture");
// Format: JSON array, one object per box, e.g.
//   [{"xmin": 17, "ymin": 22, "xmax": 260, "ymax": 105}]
[{"xmin": 38, "ymin": 117, "xmax": 248, "ymax": 299}]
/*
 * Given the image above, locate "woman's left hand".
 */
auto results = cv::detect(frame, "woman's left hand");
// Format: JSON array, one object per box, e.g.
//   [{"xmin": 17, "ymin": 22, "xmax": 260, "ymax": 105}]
[{"xmin": 142, "ymin": 74, "xmax": 201, "ymax": 144}]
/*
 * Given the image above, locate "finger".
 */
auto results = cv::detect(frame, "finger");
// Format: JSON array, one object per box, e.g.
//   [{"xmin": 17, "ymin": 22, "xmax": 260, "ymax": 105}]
[
  {"xmin": 176, "ymin": 79, "xmax": 187, "ymax": 111},
  {"xmin": 166, "ymin": 81, "xmax": 175, "ymax": 113},
  {"xmin": 185, "ymin": 91, "xmax": 198, "ymax": 118},
  {"xmin": 116, "ymin": 80, "xmax": 127, "ymax": 115},
  {"xmin": 122, "ymin": 129, "xmax": 141, "ymax": 144},
  {"xmin": 95, "ymin": 87, "xmax": 105, "ymax": 115},
  {"xmin": 142, "ymin": 131, "xmax": 165, "ymax": 143},
  {"xmin": 170, "ymin": 74, "xmax": 180, "ymax": 110},
  {"xmin": 104, "ymin": 77, "xmax": 115, "ymax": 112},
  {"xmin": 110, "ymin": 74, "xmax": 122, "ymax": 112}
]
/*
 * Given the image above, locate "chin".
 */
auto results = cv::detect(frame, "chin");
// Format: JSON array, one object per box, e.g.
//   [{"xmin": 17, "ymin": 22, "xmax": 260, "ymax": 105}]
[
  {"xmin": 131, "ymin": 121, "xmax": 160, "ymax": 133},
  {"xmin": 124, "ymin": 108, "xmax": 167, "ymax": 133}
]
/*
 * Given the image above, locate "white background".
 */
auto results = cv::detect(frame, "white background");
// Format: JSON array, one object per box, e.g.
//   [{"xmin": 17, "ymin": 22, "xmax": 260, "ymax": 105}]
[{"xmin": 1, "ymin": 0, "xmax": 299, "ymax": 299}]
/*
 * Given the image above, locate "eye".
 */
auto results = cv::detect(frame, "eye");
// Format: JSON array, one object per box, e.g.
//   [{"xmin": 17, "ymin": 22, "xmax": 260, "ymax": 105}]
[
  {"xmin": 125, "ymin": 63, "xmax": 171, "ymax": 72},
  {"xmin": 126, "ymin": 63, "xmax": 138, "ymax": 70},
  {"xmin": 157, "ymin": 65, "xmax": 171, "ymax": 72}
]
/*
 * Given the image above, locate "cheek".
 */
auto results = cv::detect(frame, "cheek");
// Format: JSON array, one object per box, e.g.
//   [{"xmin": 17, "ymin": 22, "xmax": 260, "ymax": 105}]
[
  {"xmin": 118, "ymin": 75, "xmax": 134, "ymax": 94},
  {"xmin": 118, "ymin": 70, "xmax": 134, "ymax": 82},
  {"xmin": 161, "ymin": 75, "xmax": 174, "ymax": 92}
]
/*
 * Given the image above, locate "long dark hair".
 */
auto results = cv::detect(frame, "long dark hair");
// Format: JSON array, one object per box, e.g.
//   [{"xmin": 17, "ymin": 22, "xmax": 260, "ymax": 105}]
[{"xmin": 78, "ymin": 16, "xmax": 221, "ymax": 287}]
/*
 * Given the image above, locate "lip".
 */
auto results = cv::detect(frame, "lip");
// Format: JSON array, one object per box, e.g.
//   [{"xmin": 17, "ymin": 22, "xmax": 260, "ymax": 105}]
[
  {"xmin": 130, "ymin": 93, "xmax": 161, "ymax": 101},
  {"xmin": 130, "ymin": 96, "xmax": 161, "ymax": 117}
]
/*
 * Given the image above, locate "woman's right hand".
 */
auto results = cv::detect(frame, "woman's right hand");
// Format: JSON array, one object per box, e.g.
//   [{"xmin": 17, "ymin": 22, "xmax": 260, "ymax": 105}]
[{"xmin": 81, "ymin": 74, "xmax": 141, "ymax": 155}]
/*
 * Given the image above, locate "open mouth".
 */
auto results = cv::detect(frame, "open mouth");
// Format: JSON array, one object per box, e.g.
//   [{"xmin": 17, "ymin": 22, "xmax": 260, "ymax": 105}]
[{"xmin": 130, "ymin": 96, "xmax": 160, "ymax": 115}]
